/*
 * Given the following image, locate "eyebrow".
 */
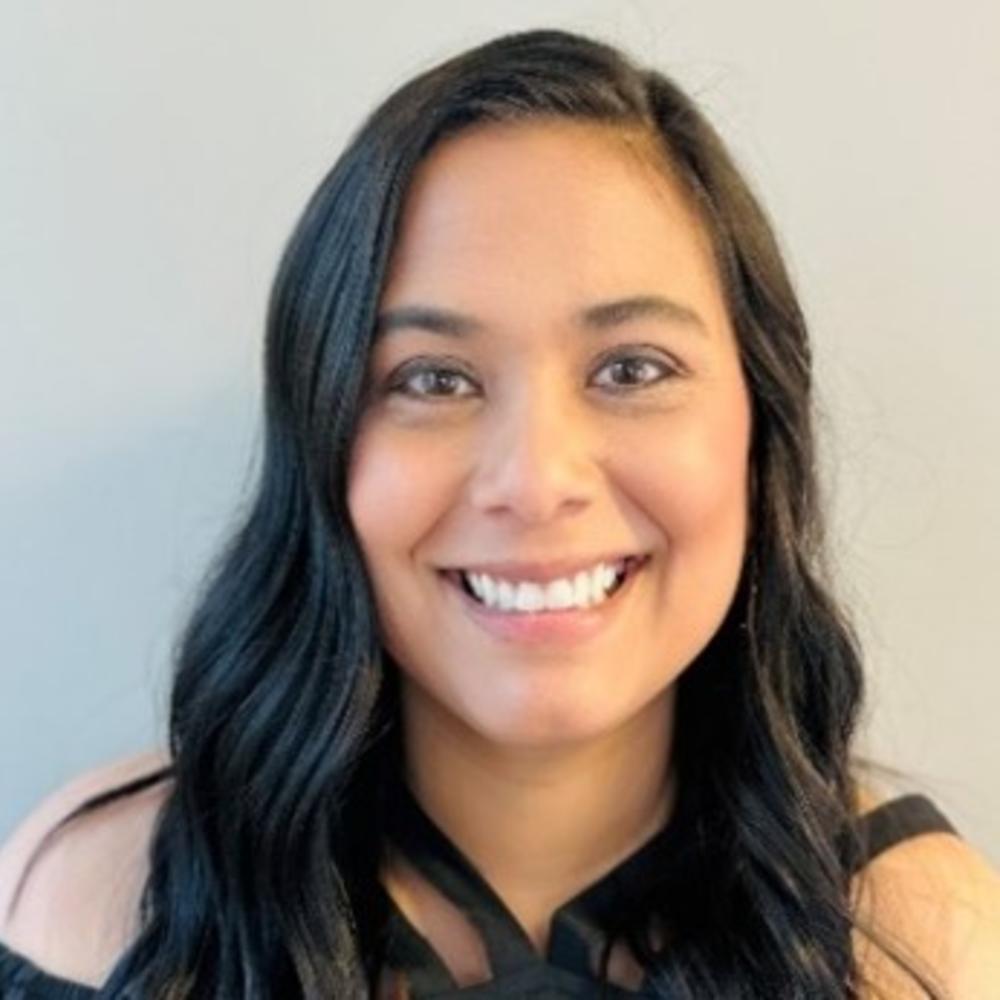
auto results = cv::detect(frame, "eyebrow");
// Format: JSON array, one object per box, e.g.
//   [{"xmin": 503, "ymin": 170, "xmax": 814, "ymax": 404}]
[{"xmin": 374, "ymin": 294, "xmax": 708, "ymax": 339}]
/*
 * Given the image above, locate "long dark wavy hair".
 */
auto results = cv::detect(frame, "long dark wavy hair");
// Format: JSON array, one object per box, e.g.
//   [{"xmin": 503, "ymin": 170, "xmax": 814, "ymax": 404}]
[{"xmin": 11, "ymin": 27, "xmax": 946, "ymax": 999}]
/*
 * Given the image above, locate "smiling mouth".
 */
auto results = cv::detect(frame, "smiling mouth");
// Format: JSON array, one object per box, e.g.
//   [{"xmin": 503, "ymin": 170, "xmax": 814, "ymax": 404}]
[{"xmin": 438, "ymin": 554, "xmax": 650, "ymax": 613}]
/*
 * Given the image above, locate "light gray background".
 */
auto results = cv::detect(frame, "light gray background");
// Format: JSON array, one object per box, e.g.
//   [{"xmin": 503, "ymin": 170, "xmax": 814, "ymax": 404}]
[{"xmin": 2, "ymin": 2, "xmax": 997, "ymax": 864}]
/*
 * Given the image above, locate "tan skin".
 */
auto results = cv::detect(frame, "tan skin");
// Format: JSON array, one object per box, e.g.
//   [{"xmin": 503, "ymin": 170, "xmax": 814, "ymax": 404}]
[
  {"xmin": 347, "ymin": 119, "xmax": 751, "ymax": 977},
  {"xmin": 2, "ymin": 123, "xmax": 999, "ymax": 997}
]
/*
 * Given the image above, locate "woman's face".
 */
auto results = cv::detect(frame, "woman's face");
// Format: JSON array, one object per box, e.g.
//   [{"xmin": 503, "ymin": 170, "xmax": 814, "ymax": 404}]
[{"xmin": 348, "ymin": 121, "xmax": 752, "ymax": 749}]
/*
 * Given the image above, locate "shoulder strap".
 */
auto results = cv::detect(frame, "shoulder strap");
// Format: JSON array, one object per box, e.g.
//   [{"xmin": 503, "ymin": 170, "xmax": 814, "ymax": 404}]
[
  {"xmin": 0, "ymin": 937, "xmax": 99, "ymax": 997},
  {"xmin": 850, "ymin": 793, "xmax": 958, "ymax": 871}
]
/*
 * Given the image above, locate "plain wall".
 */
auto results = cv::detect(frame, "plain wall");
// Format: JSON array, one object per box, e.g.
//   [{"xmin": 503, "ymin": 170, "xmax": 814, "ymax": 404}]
[{"xmin": 2, "ymin": 0, "xmax": 997, "ymax": 865}]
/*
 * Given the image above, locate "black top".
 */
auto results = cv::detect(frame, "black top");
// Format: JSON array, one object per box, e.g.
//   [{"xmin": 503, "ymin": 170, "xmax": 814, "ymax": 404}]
[{"xmin": 0, "ymin": 791, "xmax": 959, "ymax": 999}]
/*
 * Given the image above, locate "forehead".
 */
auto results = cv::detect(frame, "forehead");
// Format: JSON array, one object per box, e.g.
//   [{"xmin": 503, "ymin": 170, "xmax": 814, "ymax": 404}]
[{"xmin": 378, "ymin": 120, "xmax": 727, "ymax": 335}]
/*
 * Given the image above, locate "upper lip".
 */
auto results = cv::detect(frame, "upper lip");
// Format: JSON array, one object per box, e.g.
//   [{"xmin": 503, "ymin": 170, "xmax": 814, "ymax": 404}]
[{"xmin": 442, "ymin": 552, "xmax": 646, "ymax": 584}]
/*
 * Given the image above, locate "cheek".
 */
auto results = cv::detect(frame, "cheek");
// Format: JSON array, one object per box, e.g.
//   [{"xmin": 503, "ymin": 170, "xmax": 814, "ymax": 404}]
[
  {"xmin": 615, "ymin": 394, "xmax": 751, "ymax": 546},
  {"xmin": 346, "ymin": 422, "xmax": 457, "ymax": 564},
  {"xmin": 612, "ymin": 390, "xmax": 751, "ymax": 674}
]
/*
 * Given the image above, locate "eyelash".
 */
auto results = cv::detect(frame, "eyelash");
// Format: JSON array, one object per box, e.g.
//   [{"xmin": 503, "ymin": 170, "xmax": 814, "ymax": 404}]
[{"xmin": 386, "ymin": 348, "xmax": 684, "ymax": 402}]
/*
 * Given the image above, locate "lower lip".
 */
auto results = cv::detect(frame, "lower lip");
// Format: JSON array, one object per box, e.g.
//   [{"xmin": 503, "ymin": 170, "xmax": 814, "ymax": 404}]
[{"xmin": 439, "ymin": 557, "xmax": 649, "ymax": 645}]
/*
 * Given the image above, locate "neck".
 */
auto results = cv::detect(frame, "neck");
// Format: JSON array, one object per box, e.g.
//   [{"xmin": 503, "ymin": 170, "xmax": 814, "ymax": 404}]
[{"xmin": 396, "ymin": 683, "xmax": 678, "ymax": 952}]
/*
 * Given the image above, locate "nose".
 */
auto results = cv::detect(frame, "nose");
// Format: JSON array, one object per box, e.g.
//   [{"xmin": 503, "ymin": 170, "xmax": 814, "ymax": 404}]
[{"xmin": 466, "ymin": 378, "xmax": 598, "ymax": 524}]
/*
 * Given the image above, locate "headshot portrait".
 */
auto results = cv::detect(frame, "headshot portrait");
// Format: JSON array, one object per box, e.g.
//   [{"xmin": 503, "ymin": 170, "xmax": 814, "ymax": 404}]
[{"xmin": 1, "ymin": 5, "xmax": 998, "ymax": 998}]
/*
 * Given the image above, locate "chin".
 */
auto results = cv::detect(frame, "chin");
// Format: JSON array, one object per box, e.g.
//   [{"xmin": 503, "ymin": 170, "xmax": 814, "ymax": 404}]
[
  {"xmin": 461, "ymin": 688, "xmax": 635, "ymax": 751},
  {"xmin": 477, "ymin": 719, "xmax": 607, "ymax": 752}
]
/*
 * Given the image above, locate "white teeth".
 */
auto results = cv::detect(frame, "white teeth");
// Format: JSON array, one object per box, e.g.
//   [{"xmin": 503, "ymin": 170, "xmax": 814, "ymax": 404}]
[{"xmin": 462, "ymin": 560, "xmax": 631, "ymax": 613}]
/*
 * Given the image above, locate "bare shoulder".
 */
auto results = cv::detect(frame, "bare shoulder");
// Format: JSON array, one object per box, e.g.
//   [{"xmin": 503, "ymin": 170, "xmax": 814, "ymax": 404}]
[
  {"xmin": 851, "ymin": 783, "xmax": 1000, "ymax": 999},
  {"xmin": 0, "ymin": 747, "xmax": 174, "ymax": 987}
]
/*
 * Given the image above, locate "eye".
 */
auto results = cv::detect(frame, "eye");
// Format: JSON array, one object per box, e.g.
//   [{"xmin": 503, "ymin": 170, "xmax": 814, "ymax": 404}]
[
  {"xmin": 384, "ymin": 347, "xmax": 683, "ymax": 403},
  {"xmin": 589, "ymin": 349, "xmax": 681, "ymax": 392},
  {"xmin": 387, "ymin": 359, "xmax": 479, "ymax": 400}
]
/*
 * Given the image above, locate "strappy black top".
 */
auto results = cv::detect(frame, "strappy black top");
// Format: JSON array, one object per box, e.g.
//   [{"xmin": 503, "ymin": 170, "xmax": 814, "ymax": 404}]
[{"xmin": 0, "ymin": 791, "xmax": 959, "ymax": 999}]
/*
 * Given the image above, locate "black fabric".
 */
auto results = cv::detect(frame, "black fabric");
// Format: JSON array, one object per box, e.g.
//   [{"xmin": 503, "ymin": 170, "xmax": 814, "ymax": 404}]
[
  {"xmin": 0, "ymin": 792, "xmax": 960, "ymax": 998},
  {"xmin": 0, "ymin": 940, "xmax": 99, "ymax": 999},
  {"xmin": 850, "ymin": 793, "xmax": 957, "ymax": 867},
  {"xmin": 375, "ymin": 775, "xmax": 678, "ymax": 996}
]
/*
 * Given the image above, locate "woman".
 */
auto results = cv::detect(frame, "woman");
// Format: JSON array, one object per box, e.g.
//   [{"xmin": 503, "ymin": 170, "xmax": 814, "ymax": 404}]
[{"xmin": 1, "ymin": 27, "xmax": 997, "ymax": 999}]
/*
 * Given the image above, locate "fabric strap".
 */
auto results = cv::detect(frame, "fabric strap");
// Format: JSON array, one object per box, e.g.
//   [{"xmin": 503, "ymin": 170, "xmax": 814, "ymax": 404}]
[{"xmin": 849, "ymin": 793, "xmax": 958, "ymax": 871}]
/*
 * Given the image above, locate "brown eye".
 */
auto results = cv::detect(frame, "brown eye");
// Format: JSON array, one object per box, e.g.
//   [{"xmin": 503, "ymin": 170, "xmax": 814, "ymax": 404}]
[
  {"xmin": 389, "ymin": 360, "xmax": 479, "ymax": 400},
  {"xmin": 590, "ymin": 350, "xmax": 680, "ymax": 392}
]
